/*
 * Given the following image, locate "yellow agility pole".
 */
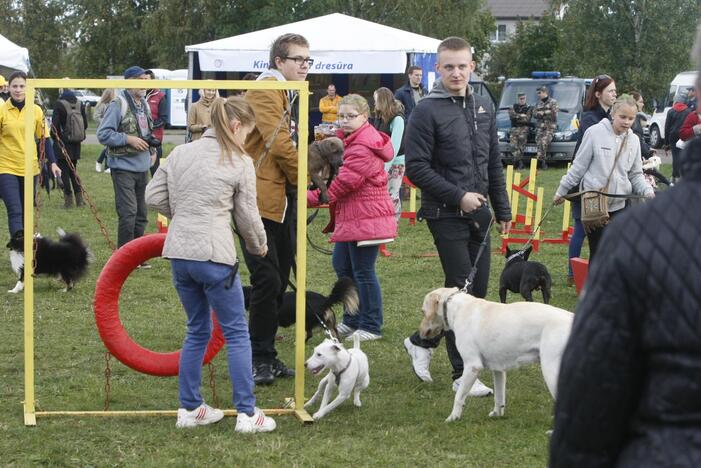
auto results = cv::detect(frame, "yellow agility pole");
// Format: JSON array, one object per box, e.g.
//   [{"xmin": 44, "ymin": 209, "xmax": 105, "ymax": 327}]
[
  {"xmin": 23, "ymin": 86, "xmax": 36, "ymax": 427},
  {"xmin": 534, "ymin": 187, "xmax": 544, "ymax": 241},
  {"xmin": 23, "ymin": 78, "xmax": 313, "ymax": 425},
  {"xmin": 562, "ymin": 163, "xmax": 572, "ymax": 237},
  {"xmin": 504, "ymin": 164, "xmax": 514, "ymax": 207},
  {"xmin": 524, "ymin": 158, "xmax": 538, "ymax": 228},
  {"xmin": 510, "ymin": 172, "xmax": 521, "ymax": 223}
]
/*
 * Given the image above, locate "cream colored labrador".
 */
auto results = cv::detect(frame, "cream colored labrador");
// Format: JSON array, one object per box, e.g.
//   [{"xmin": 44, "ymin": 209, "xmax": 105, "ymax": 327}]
[{"xmin": 418, "ymin": 288, "xmax": 573, "ymax": 423}]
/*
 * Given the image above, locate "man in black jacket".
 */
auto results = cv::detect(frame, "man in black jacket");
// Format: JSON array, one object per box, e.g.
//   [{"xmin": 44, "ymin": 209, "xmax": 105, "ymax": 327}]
[
  {"xmin": 403, "ymin": 37, "xmax": 512, "ymax": 394},
  {"xmin": 394, "ymin": 65, "xmax": 426, "ymax": 121},
  {"xmin": 51, "ymin": 90, "xmax": 88, "ymax": 208}
]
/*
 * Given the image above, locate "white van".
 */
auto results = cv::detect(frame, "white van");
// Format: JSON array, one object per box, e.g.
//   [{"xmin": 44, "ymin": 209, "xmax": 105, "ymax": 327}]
[{"xmin": 648, "ymin": 71, "xmax": 697, "ymax": 148}]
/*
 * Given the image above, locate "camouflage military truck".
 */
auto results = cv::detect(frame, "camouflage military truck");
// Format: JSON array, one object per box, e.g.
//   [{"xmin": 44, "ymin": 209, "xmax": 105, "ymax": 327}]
[{"xmin": 496, "ymin": 72, "xmax": 587, "ymax": 164}]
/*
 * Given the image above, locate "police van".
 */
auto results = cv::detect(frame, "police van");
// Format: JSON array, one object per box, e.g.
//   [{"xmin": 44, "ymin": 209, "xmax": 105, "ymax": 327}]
[
  {"xmin": 647, "ymin": 71, "xmax": 697, "ymax": 148},
  {"xmin": 496, "ymin": 72, "xmax": 586, "ymax": 163}
]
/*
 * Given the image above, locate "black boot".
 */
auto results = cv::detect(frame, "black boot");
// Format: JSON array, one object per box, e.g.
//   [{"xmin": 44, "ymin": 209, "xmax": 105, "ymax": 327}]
[
  {"xmin": 63, "ymin": 193, "xmax": 74, "ymax": 209},
  {"xmin": 75, "ymin": 191, "xmax": 85, "ymax": 207}
]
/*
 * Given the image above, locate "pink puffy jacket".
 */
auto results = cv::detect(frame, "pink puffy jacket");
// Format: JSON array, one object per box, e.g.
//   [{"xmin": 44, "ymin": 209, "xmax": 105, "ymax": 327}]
[{"xmin": 308, "ymin": 122, "xmax": 397, "ymax": 243}]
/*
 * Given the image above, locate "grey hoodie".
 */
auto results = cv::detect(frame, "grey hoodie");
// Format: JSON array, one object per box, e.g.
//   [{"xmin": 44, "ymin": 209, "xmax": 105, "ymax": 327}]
[{"xmin": 556, "ymin": 118, "xmax": 654, "ymax": 211}]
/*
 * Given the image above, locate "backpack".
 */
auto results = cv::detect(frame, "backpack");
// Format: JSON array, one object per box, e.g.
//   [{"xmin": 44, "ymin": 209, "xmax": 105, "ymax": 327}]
[{"xmin": 59, "ymin": 99, "xmax": 86, "ymax": 143}]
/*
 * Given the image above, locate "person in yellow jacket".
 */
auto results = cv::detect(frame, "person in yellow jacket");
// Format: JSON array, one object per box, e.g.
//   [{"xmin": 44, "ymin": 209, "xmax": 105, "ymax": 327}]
[
  {"xmin": 319, "ymin": 84, "xmax": 342, "ymax": 123},
  {"xmin": 242, "ymin": 32, "xmax": 312, "ymax": 386},
  {"xmin": 0, "ymin": 71, "xmax": 61, "ymax": 236},
  {"xmin": 0, "ymin": 75, "xmax": 6, "ymax": 104}
]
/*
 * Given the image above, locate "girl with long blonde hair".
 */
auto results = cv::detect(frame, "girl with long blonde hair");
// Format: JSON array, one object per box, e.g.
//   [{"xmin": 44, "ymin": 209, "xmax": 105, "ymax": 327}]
[{"xmin": 146, "ymin": 96, "xmax": 276, "ymax": 433}]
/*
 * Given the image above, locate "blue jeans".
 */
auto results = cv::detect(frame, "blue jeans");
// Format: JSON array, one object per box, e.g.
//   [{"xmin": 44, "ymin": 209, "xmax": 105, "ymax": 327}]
[
  {"xmin": 332, "ymin": 241, "xmax": 382, "ymax": 335},
  {"xmin": 567, "ymin": 201, "xmax": 585, "ymax": 278},
  {"xmin": 171, "ymin": 259, "xmax": 255, "ymax": 415},
  {"xmin": 0, "ymin": 174, "xmax": 37, "ymax": 236}
]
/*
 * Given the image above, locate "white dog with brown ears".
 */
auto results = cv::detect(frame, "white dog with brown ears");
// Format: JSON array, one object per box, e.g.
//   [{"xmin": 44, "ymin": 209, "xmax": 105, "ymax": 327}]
[{"xmin": 418, "ymin": 288, "xmax": 573, "ymax": 423}]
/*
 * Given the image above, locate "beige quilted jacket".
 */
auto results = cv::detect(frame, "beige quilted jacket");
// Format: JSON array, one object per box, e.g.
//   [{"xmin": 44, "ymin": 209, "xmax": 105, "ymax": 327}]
[{"xmin": 146, "ymin": 129, "xmax": 267, "ymax": 265}]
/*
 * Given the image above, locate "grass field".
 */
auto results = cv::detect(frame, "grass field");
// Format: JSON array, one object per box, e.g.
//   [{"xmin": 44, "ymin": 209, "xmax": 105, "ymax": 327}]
[{"xmin": 0, "ymin": 146, "xmax": 666, "ymax": 467}]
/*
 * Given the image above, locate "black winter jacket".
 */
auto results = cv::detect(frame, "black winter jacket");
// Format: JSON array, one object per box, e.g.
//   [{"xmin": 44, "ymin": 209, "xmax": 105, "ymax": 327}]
[
  {"xmin": 51, "ymin": 91, "xmax": 88, "ymax": 161},
  {"xmin": 394, "ymin": 81, "xmax": 426, "ymax": 121},
  {"xmin": 665, "ymin": 103, "xmax": 691, "ymax": 148},
  {"xmin": 632, "ymin": 113, "xmax": 653, "ymax": 158},
  {"xmin": 574, "ymin": 104, "xmax": 609, "ymax": 158},
  {"xmin": 550, "ymin": 136, "xmax": 701, "ymax": 467},
  {"xmin": 405, "ymin": 81, "xmax": 511, "ymax": 222}
]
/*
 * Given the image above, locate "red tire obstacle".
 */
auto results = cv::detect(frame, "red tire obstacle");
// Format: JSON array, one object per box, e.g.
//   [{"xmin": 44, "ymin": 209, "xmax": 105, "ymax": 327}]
[{"xmin": 93, "ymin": 234, "xmax": 225, "ymax": 377}]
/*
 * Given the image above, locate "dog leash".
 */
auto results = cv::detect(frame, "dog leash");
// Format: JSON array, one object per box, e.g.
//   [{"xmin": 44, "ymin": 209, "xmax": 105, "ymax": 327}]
[
  {"xmin": 306, "ymin": 208, "xmax": 334, "ymax": 256},
  {"xmin": 461, "ymin": 215, "xmax": 495, "ymax": 294},
  {"xmin": 231, "ymin": 222, "xmax": 339, "ymax": 341},
  {"xmin": 511, "ymin": 203, "xmax": 557, "ymax": 257}
]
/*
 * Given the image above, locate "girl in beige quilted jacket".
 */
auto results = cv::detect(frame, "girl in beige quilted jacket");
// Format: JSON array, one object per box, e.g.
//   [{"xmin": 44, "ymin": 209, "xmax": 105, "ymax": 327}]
[{"xmin": 146, "ymin": 96, "xmax": 276, "ymax": 433}]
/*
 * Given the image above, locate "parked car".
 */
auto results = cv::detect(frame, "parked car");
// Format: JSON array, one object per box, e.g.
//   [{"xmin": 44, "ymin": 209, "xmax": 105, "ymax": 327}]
[
  {"xmin": 496, "ymin": 72, "xmax": 586, "ymax": 163},
  {"xmin": 647, "ymin": 71, "xmax": 697, "ymax": 148},
  {"xmin": 72, "ymin": 89, "xmax": 100, "ymax": 107}
]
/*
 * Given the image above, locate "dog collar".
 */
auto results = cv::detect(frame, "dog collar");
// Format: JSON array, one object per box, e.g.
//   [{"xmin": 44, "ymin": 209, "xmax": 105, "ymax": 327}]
[
  {"xmin": 442, "ymin": 290, "xmax": 460, "ymax": 330},
  {"xmin": 506, "ymin": 251, "xmax": 526, "ymax": 263},
  {"xmin": 333, "ymin": 355, "xmax": 352, "ymax": 385}
]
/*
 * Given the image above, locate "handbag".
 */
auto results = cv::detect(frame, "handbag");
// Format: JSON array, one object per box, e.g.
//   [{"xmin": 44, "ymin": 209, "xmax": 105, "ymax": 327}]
[{"xmin": 579, "ymin": 133, "xmax": 628, "ymax": 233}]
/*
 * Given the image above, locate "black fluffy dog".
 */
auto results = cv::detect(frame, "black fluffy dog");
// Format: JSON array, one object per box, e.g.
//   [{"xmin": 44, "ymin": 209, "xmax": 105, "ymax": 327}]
[
  {"xmin": 6, "ymin": 228, "xmax": 92, "ymax": 293},
  {"xmin": 243, "ymin": 276, "xmax": 358, "ymax": 342},
  {"xmin": 499, "ymin": 245, "xmax": 552, "ymax": 304}
]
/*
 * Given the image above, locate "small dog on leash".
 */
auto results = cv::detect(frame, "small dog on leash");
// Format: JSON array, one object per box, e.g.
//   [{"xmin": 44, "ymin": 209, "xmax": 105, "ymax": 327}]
[
  {"xmin": 243, "ymin": 276, "xmax": 359, "ymax": 341},
  {"xmin": 304, "ymin": 333, "xmax": 370, "ymax": 420},
  {"xmin": 308, "ymin": 136, "xmax": 344, "ymax": 204},
  {"xmin": 6, "ymin": 228, "xmax": 92, "ymax": 293},
  {"xmin": 499, "ymin": 245, "xmax": 552, "ymax": 304},
  {"xmin": 418, "ymin": 288, "xmax": 573, "ymax": 423}
]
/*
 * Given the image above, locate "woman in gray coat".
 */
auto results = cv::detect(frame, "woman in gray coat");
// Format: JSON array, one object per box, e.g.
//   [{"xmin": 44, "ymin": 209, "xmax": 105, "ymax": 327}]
[{"xmin": 146, "ymin": 96, "xmax": 276, "ymax": 433}]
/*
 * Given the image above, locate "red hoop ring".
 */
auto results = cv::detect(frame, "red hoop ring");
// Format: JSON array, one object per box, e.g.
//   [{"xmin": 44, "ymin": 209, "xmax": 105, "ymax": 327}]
[{"xmin": 93, "ymin": 234, "xmax": 225, "ymax": 376}]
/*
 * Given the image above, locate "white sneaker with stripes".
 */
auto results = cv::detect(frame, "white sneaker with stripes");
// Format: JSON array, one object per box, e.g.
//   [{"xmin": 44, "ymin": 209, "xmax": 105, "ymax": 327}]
[
  {"xmin": 235, "ymin": 407, "xmax": 276, "ymax": 433},
  {"xmin": 175, "ymin": 403, "xmax": 224, "ymax": 428}
]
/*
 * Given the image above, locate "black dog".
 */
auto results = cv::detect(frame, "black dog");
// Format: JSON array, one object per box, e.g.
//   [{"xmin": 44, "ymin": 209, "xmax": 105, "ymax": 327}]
[
  {"xmin": 499, "ymin": 245, "xmax": 552, "ymax": 304},
  {"xmin": 243, "ymin": 276, "xmax": 358, "ymax": 342},
  {"xmin": 6, "ymin": 228, "xmax": 92, "ymax": 293}
]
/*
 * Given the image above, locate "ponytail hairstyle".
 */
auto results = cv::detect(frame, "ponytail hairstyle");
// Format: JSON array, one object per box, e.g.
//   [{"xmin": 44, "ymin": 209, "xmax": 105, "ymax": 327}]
[
  {"xmin": 584, "ymin": 74, "xmax": 614, "ymax": 111},
  {"xmin": 209, "ymin": 96, "xmax": 256, "ymax": 161},
  {"xmin": 610, "ymin": 94, "xmax": 637, "ymax": 115},
  {"xmin": 374, "ymin": 87, "xmax": 404, "ymax": 124}
]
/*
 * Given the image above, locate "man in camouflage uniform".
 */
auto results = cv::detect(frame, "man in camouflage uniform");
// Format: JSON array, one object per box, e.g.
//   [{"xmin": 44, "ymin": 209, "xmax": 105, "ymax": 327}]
[
  {"xmin": 534, "ymin": 86, "xmax": 558, "ymax": 169},
  {"xmin": 509, "ymin": 92, "xmax": 532, "ymax": 169}
]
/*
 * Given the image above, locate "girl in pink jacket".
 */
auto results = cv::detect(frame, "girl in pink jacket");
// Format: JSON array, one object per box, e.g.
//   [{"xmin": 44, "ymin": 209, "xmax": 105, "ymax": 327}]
[{"xmin": 308, "ymin": 94, "xmax": 396, "ymax": 341}]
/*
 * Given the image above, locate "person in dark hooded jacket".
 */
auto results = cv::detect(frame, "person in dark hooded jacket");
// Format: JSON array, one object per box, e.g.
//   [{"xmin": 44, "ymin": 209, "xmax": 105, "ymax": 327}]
[
  {"xmin": 664, "ymin": 91, "xmax": 691, "ymax": 182},
  {"xmin": 550, "ymin": 60, "xmax": 701, "ymax": 467},
  {"xmin": 51, "ymin": 89, "xmax": 88, "ymax": 208},
  {"xmin": 402, "ymin": 37, "xmax": 511, "ymax": 396}
]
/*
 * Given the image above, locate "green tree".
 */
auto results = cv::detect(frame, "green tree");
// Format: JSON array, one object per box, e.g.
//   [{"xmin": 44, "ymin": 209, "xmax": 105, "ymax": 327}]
[
  {"xmin": 0, "ymin": 0, "xmax": 72, "ymax": 78},
  {"xmin": 557, "ymin": 0, "xmax": 699, "ymax": 103},
  {"xmin": 487, "ymin": 14, "xmax": 562, "ymax": 80},
  {"xmin": 69, "ymin": 0, "xmax": 159, "ymax": 78}
]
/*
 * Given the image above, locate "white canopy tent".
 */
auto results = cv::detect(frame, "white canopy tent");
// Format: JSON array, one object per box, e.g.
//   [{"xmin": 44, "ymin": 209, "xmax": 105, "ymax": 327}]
[
  {"xmin": 0, "ymin": 33, "xmax": 30, "ymax": 74},
  {"xmin": 185, "ymin": 13, "xmax": 441, "ymax": 75}
]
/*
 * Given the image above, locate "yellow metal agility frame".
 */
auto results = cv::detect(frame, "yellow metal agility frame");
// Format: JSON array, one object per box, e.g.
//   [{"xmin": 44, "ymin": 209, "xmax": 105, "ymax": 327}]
[{"xmin": 23, "ymin": 78, "xmax": 313, "ymax": 426}]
